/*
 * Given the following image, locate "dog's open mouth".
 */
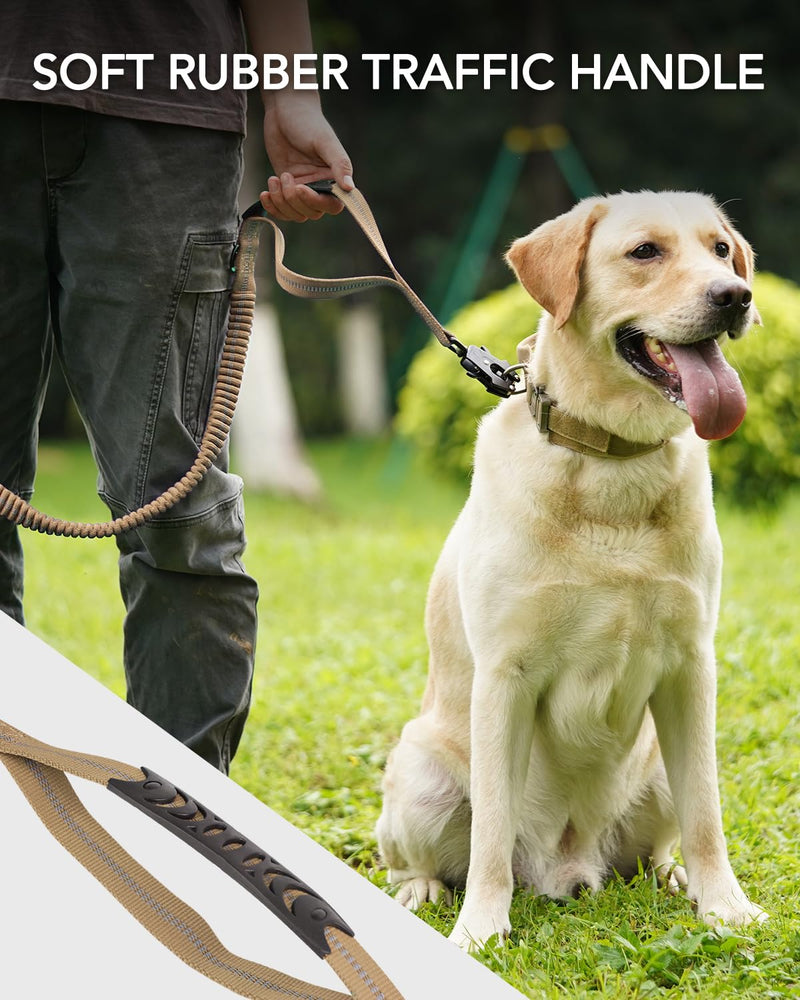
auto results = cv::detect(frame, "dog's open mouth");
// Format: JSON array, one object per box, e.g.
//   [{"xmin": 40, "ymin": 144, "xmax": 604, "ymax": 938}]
[{"xmin": 617, "ymin": 327, "xmax": 746, "ymax": 440}]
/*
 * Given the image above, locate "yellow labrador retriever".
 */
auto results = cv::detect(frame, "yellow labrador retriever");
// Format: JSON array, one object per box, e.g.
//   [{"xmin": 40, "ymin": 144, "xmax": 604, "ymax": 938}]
[{"xmin": 376, "ymin": 191, "xmax": 767, "ymax": 951}]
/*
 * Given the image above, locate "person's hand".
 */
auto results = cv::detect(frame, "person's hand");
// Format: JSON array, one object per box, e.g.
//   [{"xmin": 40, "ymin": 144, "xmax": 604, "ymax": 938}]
[{"xmin": 259, "ymin": 93, "xmax": 353, "ymax": 222}]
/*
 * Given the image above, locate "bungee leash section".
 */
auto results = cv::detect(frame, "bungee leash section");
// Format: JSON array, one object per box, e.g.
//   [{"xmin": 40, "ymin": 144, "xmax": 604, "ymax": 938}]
[
  {"xmin": 0, "ymin": 181, "xmax": 520, "ymax": 538},
  {"xmin": 0, "ymin": 215, "xmax": 262, "ymax": 539},
  {"xmin": 0, "ymin": 717, "xmax": 405, "ymax": 1000}
]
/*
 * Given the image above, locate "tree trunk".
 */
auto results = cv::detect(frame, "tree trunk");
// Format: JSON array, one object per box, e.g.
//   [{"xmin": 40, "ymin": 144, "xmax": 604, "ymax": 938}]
[
  {"xmin": 232, "ymin": 301, "xmax": 322, "ymax": 500},
  {"xmin": 336, "ymin": 301, "xmax": 389, "ymax": 436}
]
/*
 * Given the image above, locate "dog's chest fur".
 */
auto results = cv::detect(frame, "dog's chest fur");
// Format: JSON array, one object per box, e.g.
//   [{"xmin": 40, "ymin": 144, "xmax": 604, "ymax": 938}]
[{"xmin": 459, "ymin": 401, "xmax": 720, "ymax": 759}]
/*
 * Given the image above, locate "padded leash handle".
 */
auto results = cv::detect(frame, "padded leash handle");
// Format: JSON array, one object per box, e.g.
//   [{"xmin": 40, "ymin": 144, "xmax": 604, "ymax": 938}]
[
  {"xmin": 107, "ymin": 767, "xmax": 354, "ymax": 960},
  {"xmin": 0, "ymin": 718, "xmax": 404, "ymax": 1000}
]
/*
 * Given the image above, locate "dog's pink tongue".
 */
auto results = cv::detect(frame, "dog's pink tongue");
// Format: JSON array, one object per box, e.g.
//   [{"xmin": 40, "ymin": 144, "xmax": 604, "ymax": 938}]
[{"xmin": 667, "ymin": 339, "xmax": 746, "ymax": 440}]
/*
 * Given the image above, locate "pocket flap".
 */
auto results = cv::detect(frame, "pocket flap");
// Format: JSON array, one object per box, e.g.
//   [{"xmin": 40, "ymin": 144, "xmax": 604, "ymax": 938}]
[{"xmin": 183, "ymin": 240, "xmax": 234, "ymax": 294}]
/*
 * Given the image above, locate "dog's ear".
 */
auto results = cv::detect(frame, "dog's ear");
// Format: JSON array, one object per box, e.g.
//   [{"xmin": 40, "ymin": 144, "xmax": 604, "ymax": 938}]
[
  {"xmin": 716, "ymin": 208, "xmax": 762, "ymax": 326},
  {"xmin": 505, "ymin": 198, "xmax": 608, "ymax": 329}
]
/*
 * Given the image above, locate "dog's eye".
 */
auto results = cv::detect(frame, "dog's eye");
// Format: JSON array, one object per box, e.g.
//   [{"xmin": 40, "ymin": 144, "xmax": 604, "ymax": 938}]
[
  {"xmin": 715, "ymin": 241, "xmax": 730, "ymax": 259},
  {"xmin": 630, "ymin": 243, "xmax": 659, "ymax": 260}
]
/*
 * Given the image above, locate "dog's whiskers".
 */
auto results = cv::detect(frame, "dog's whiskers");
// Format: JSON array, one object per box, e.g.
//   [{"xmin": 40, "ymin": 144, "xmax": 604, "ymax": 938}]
[{"xmin": 616, "ymin": 326, "xmax": 645, "ymax": 345}]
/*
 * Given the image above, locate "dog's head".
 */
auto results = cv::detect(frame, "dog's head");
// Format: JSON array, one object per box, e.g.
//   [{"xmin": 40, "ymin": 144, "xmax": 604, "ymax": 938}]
[{"xmin": 506, "ymin": 191, "xmax": 759, "ymax": 442}]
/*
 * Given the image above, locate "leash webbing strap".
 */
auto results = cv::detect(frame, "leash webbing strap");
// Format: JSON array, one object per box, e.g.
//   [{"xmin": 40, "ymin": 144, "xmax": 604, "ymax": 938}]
[
  {"xmin": 245, "ymin": 182, "xmax": 521, "ymax": 398},
  {"xmin": 0, "ymin": 719, "xmax": 404, "ymax": 1000},
  {"xmin": 247, "ymin": 183, "xmax": 453, "ymax": 352}
]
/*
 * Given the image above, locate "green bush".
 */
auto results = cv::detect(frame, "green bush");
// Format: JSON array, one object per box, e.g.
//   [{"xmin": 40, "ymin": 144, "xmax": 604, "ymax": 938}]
[
  {"xmin": 396, "ymin": 273, "xmax": 800, "ymax": 506},
  {"xmin": 711, "ymin": 273, "xmax": 800, "ymax": 505}
]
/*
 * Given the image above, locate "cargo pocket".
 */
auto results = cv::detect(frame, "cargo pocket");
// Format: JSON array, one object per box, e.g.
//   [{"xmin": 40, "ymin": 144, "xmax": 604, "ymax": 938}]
[{"xmin": 174, "ymin": 236, "xmax": 236, "ymax": 444}]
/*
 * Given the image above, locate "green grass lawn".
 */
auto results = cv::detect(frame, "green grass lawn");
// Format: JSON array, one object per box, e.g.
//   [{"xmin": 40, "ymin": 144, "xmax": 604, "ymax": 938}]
[{"xmin": 20, "ymin": 438, "xmax": 800, "ymax": 997}]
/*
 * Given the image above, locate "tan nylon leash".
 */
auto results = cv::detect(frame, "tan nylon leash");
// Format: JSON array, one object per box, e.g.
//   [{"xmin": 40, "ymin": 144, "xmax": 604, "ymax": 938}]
[
  {"xmin": 0, "ymin": 718, "xmax": 404, "ymax": 1000},
  {"xmin": 248, "ymin": 181, "xmax": 520, "ymax": 398},
  {"xmin": 0, "ymin": 180, "xmax": 666, "ymax": 535},
  {"xmin": 257, "ymin": 183, "xmax": 454, "ymax": 351}
]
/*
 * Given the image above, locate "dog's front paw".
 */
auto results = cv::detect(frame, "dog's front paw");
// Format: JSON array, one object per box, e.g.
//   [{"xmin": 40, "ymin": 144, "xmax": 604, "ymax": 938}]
[
  {"xmin": 696, "ymin": 886, "xmax": 768, "ymax": 928},
  {"xmin": 393, "ymin": 876, "xmax": 452, "ymax": 911},
  {"xmin": 449, "ymin": 905, "xmax": 510, "ymax": 953}
]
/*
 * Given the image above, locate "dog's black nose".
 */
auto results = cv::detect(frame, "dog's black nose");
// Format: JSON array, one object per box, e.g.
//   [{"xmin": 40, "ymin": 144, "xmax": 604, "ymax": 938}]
[{"xmin": 707, "ymin": 279, "xmax": 752, "ymax": 310}]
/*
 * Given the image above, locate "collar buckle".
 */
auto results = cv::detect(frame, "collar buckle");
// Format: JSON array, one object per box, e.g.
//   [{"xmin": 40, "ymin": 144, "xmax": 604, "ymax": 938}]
[{"xmin": 531, "ymin": 384, "xmax": 554, "ymax": 433}]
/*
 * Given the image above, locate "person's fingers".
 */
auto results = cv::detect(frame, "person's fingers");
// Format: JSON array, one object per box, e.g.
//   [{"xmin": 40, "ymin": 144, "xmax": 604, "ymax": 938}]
[
  {"xmin": 261, "ymin": 175, "xmax": 296, "ymax": 221},
  {"xmin": 280, "ymin": 171, "xmax": 337, "ymax": 220},
  {"xmin": 259, "ymin": 104, "xmax": 353, "ymax": 215},
  {"xmin": 316, "ymin": 135, "xmax": 354, "ymax": 191},
  {"xmin": 331, "ymin": 158, "xmax": 354, "ymax": 192},
  {"xmin": 259, "ymin": 172, "xmax": 345, "ymax": 221},
  {"xmin": 260, "ymin": 174, "xmax": 308, "ymax": 222}
]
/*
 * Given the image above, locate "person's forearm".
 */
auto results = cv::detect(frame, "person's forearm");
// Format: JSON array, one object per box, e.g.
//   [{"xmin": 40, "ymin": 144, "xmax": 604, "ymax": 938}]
[
  {"xmin": 240, "ymin": 0, "xmax": 353, "ymax": 218},
  {"xmin": 240, "ymin": 0, "xmax": 318, "ymax": 104}
]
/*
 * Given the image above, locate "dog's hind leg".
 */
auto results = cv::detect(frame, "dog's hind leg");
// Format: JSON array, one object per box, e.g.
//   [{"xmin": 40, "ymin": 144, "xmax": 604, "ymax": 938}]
[{"xmin": 376, "ymin": 719, "xmax": 471, "ymax": 910}]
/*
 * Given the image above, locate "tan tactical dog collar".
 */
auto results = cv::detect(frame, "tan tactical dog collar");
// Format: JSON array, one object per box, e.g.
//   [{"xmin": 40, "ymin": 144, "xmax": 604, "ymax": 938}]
[{"xmin": 517, "ymin": 336, "xmax": 667, "ymax": 460}]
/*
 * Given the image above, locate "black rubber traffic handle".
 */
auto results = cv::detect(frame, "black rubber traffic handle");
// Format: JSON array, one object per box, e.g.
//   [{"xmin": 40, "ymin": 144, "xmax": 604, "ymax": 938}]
[{"xmin": 108, "ymin": 768, "xmax": 354, "ymax": 958}]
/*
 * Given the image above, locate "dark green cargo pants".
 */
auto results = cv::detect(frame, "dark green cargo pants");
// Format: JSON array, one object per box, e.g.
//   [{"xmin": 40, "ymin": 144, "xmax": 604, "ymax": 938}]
[{"xmin": 0, "ymin": 100, "xmax": 258, "ymax": 771}]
